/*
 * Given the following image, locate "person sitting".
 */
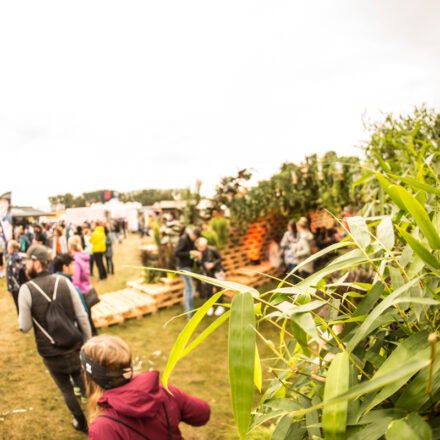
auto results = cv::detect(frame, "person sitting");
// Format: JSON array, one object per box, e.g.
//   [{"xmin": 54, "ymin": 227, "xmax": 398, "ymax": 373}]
[{"xmin": 82, "ymin": 335, "xmax": 211, "ymax": 439}]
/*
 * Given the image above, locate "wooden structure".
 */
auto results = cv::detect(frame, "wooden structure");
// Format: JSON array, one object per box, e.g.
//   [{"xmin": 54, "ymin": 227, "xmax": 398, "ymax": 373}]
[{"xmin": 92, "ymin": 213, "xmax": 336, "ymax": 327}]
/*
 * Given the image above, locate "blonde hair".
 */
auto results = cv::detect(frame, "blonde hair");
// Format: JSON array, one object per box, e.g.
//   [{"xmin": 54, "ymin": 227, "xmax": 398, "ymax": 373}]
[
  {"xmin": 7, "ymin": 239, "xmax": 20, "ymax": 253},
  {"xmin": 82, "ymin": 335, "xmax": 132, "ymax": 423},
  {"xmin": 68, "ymin": 235, "xmax": 83, "ymax": 252}
]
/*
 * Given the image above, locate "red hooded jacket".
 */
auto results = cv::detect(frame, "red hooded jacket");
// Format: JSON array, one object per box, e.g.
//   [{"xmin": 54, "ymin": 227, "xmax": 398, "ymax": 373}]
[{"xmin": 88, "ymin": 371, "xmax": 210, "ymax": 440}]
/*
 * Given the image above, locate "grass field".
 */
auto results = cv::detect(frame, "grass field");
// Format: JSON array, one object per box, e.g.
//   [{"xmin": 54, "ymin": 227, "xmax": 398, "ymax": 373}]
[{"xmin": 0, "ymin": 234, "xmax": 277, "ymax": 439}]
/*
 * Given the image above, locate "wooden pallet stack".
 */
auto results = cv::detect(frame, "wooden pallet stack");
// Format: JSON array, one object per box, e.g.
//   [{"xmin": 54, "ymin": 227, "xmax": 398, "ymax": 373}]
[
  {"xmin": 92, "ymin": 217, "xmax": 288, "ymax": 328},
  {"xmin": 127, "ymin": 277, "xmax": 184, "ymax": 309},
  {"xmin": 91, "ymin": 289, "xmax": 157, "ymax": 328}
]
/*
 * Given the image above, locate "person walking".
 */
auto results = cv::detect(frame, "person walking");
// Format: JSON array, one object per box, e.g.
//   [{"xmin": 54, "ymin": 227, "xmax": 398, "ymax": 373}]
[
  {"xmin": 90, "ymin": 223, "xmax": 107, "ymax": 281},
  {"xmin": 18, "ymin": 244, "xmax": 92, "ymax": 434},
  {"xmin": 82, "ymin": 335, "xmax": 210, "ymax": 439},
  {"xmin": 68, "ymin": 235, "xmax": 99, "ymax": 336},
  {"xmin": 174, "ymin": 226, "xmax": 201, "ymax": 318}
]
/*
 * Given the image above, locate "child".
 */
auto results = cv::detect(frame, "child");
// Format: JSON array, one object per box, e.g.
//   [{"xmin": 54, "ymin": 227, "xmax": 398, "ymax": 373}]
[
  {"xmin": 81, "ymin": 335, "xmax": 210, "ymax": 439},
  {"xmin": 6, "ymin": 240, "xmax": 27, "ymax": 313}
]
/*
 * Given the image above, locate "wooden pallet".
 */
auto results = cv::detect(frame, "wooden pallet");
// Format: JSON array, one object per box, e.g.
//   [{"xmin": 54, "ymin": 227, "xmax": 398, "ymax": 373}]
[{"xmin": 92, "ymin": 289, "xmax": 158, "ymax": 328}]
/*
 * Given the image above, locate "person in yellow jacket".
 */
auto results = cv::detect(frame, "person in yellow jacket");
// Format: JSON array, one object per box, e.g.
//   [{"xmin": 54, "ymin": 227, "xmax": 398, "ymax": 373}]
[{"xmin": 89, "ymin": 223, "xmax": 107, "ymax": 280}]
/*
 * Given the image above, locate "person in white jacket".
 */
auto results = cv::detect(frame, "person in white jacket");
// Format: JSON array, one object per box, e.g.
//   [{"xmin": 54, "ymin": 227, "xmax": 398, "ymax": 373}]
[{"xmin": 295, "ymin": 217, "xmax": 315, "ymax": 280}]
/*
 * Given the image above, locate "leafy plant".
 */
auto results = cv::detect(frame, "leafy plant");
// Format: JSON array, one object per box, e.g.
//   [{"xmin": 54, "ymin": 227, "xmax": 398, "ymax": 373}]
[
  {"xmin": 161, "ymin": 110, "xmax": 440, "ymax": 439},
  {"xmin": 210, "ymin": 216, "xmax": 229, "ymax": 249}
]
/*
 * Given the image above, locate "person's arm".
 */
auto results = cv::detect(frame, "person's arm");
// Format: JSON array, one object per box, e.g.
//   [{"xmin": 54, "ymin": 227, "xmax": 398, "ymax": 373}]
[
  {"xmin": 169, "ymin": 384, "xmax": 210, "ymax": 426},
  {"xmin": 64, "ymin": 278, "xmax": 92, "ymax": 340},
  {"xmin": 72, "ymin": 260, "xmax": 81, "ymax": 288},
  {"xmin": 18, "ymin": 284, "xmax": 33, "ymax": 332}
]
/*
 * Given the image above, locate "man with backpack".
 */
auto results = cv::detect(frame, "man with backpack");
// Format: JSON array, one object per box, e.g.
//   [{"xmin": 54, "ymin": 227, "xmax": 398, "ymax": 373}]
[{"xmin": 18, "ymin": 245, "xmax": 92, "ymax": 434}]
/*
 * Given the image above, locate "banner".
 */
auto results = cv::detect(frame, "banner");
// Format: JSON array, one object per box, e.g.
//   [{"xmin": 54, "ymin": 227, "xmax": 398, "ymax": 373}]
[{"xmin": 0, "ymin": 191, "xmax": 12, "ymax": 242}]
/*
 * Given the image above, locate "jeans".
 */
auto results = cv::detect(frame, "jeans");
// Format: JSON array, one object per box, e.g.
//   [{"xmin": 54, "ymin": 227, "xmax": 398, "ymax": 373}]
[
  {"xmin": 43, "ymin": 351, "xmax": 87, "ymax": 424},
  {"xmin": 93, "ymin": 252, "xmax": 107, "ymax": 280},
  {"xmin": 180, "ymin": 267, "xmax": 195, "ymax": 317}
]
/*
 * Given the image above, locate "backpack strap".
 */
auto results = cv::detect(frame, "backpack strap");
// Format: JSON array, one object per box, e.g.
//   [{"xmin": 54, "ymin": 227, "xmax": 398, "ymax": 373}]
[
  {"xmin": 29, "ymin": 280, "xmax": 52, "ymax": 303},
  {"xmin": 98, "ymin": 415, "xmax": 152, "ymax": 440},
  {"xmin": 98, "ymin": 404, "xmax": 173, "ymax": 440},
  {"xmin": 28, "ymin": 278, "xmax": 59, "ymax": 345}
]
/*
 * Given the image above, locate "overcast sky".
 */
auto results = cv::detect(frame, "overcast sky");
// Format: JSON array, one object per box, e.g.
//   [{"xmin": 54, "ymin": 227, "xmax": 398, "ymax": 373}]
[{"xmin": 1, "ymin": 0, "xmax": 440, "ymax": 208}]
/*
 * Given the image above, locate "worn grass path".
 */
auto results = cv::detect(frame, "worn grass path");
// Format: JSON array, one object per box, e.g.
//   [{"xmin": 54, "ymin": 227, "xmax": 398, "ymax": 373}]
[{"xmin": 0, "ymin": 234, "xmax": 276, "ymax": 439}]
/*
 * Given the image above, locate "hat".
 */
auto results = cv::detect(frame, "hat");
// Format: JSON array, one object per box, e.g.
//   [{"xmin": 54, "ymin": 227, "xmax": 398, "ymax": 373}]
[{"xmin": 26, "ymin": 245, "xmax": 50, "ymax": 264}]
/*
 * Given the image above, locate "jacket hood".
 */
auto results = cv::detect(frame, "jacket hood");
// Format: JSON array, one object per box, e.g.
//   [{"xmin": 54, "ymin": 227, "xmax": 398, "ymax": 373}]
[
  {"xmin": 73, "ymin": 251, "xmax": 90, "ymax": 264},
  {"xmin": 98, "ymin": 371, "xmax": 163, "ymax": 419}
]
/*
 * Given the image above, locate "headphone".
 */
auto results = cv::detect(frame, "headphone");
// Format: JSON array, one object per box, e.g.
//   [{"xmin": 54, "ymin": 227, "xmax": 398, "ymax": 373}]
[{"xmin": 80, "ymin": 349, "xmax": 133, "ymax": 390}]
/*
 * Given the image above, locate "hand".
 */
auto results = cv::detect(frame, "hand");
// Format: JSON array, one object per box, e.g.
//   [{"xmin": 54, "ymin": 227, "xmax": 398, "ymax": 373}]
[{"xmin": 205, "ymin": 262, "xmax": 215, "ymax": 270}]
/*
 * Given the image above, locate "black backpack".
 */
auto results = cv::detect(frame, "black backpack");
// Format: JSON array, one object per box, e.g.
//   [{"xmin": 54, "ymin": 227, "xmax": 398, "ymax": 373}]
[{"xmin": 30, "ymin": 277, "xmax": 83, "ymax": 348}]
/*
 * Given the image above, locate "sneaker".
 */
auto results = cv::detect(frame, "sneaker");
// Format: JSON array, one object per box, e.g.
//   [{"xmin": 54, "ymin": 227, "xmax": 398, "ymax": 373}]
[
  {"xmin": 207, "ymin": 307, "xmax": 215, "ymax": 317},
  {"xmin": 214, "ymin": 306, "xmax": 226, "ymax": 316},
  {"xmin": 72, "ymin": 418, "xmax": 88, "ymax": 434},
  {"xmin": 81, "ymin": 396, "xmax": 88, "ymax": 404},
  {"xmin": 73, "ymin": 386, "xmax": 81, "ymax": 397}
]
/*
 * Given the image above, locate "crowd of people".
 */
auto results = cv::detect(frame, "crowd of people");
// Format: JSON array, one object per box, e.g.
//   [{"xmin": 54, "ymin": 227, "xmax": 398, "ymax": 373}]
[
  {"xmin": 280, "ymin": 216, "xmax": 344, "ymax": 281},
  {"xmin": 1, "ymin": 213, "xmax": 349, "ymax": 438},
  {"xmin": 2, "ymin": 218, "xmax": 211, "ymax": 438},
  {"xmin": 1, "ymin": 218, "xmax": 126, "ymax": 313}
]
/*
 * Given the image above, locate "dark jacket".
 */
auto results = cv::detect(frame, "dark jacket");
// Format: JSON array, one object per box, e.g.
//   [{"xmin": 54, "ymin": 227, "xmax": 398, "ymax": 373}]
[
  {"xmin": 174, "ymin": 234, "xmax": 195, "ymax": 268},
  {"xmin": 89, "ymin": 371, "xmax": 210, "ymax": 440},
  {"xmin": 200, "ymin": 246, "xmax": 223, "ymax": 276},
  {"xmin": 6, "ymin": 252, "xmax": 27, "ymax": 295},
  {"xmin": 18, "ymin": 271, "xmax": 91, "ymax": 358}
]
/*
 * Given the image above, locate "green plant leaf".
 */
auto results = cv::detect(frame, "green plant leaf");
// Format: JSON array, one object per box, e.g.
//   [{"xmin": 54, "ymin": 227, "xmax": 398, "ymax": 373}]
[
  {"xmin": 388, "ymin": 172, "xmax": 440, "ymax": 197},
  {"xmin": 362, "ymin": 331, "xmax": 430, "ymax": 415},
  {"xmin": 282, "ymin": 241, "xmax": 354, "ymax": 282},
  {"xmin": 352, "ymin": 172, "xmax": 374, "ymax": 188},
  {"xmin": 386, "ymin": 414, "xmax": 432, "ymax": 440},
  {"xmin": 299, "ymin": 395, "xmax": 321, "ymax": 440},
  {"xmin": 375, "ymin": 174, "xmax": 406, "ymax": 211},
  {"xmin": 396, "ymin": 226, "xmax": 440, "ymax": 270},
  {"xmin": 297, "ymin": 255, "xmax": 372, "ymax": 290},
  {"xmin": 377, "ymin": 216, "xmax": 395, "ymax": 250},
  {"xmin": 346, "ymin": 276, "xmax": 423, "ymax": 352},
  {"xmin": 270, "ymin": 415, "xmax": 293, "ymax": 440},
  {"xmin": 396, "ymin": 342, "xmax": 440, "ymax": 411},
  {"xmin": 394, "ymin": 185, "xmax": 440, "ymax": 250},
  {"xmin": 254, "ymin": 343, "xmax": 262, "ymax": 393},
  {"xmin": 162, "ymin": 290, "xmax": 224, "ymax": 390},
  {"xmin": 229, "ymin": 291, "xmax": 256, "ymax": 439},
  {"xmin": 182, "ymin": 310, "xmax": 230, "ymax": 357},
  {"xmin": 322, "ymin": 352, "xmax": 349, "ymax": 440},
  {"xmin": 347, "ymin": 216, "xmax": 371, "ymax": 249}
]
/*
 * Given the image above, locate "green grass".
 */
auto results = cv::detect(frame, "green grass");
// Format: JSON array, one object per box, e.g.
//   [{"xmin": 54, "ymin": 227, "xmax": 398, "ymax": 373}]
[{"xmin": 0, "ymin": 234, "xmax": 277, "ymax": 439}]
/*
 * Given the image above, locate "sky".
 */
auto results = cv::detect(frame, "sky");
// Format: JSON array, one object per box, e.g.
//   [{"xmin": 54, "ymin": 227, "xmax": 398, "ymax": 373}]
[{"xmin": 1, "ymin": 0, "xmax": 440, "ymax": 208}]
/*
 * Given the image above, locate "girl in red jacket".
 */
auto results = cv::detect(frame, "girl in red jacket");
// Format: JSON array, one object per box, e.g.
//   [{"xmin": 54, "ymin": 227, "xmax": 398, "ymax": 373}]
[{"xmin": 81, "ymin": 335, "xmax": 210, "ymax": 439}]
